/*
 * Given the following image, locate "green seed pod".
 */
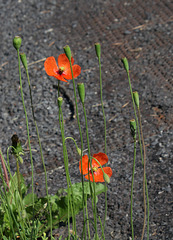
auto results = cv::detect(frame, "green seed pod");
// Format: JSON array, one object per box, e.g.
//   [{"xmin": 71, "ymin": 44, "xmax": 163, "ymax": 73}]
[
  {"xmin": 95, "ymin": 43, "xmax": 101, "ymax": 59},
  {"xmin": 77, "ymin": 83, "xmax": 85, "ymax": 104},
  {"xmin": 13, "ymin": 36, "xmax": 22, "ymax": 51},
  {"xmin": 58, "ymin": 97, "xmax": 63, "ymax": 108},
  {"xmin": 130, "ymin": 119, "xmax": 136, "ymax": 138},
  {"xmin": 20, "ymin": 53, "xmax": 28, "ymax": 70},
  {"xmin": 133, "ymin": 91, "xmax": 139, "ymax": 109},
  {"xmin": 64, "ymin": 45, "xmax": 72, "ymax": 62},
  {"xmin": 121, "ymin": 57, "xmax": 129, "ymax": 73}
]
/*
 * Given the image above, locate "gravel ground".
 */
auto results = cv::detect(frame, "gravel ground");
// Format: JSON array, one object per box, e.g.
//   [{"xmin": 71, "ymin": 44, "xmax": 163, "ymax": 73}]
[{"xmin": 0, "ymin": 0, "xmax": 173, "ymax": 239}]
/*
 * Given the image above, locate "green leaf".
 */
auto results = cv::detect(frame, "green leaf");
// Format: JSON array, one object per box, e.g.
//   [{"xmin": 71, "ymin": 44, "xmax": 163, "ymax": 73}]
[
  {"xmin": 23, "ymin": 193, "xmax": 38, "ymax": 207},
  {"xmin": 49, "ymin": 182, "xmax": 106, "ymax": 226}
]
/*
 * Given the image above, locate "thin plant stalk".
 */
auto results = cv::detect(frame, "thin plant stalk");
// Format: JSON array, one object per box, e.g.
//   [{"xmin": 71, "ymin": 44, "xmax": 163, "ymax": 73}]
[
  {"xmin": 82, "ymin": 102, "xmax": 98, "ymax": 240},
  {"xmin": 22, "ymin": 55, "xmax": 53, "ymax": 239},
  {"xmin": 58, "ymin": 100, "xmax": 77, "ymax": 239},
  {"xmin": 58, "ymin": 106, "xmax": 70, "ymax": 238},
  {"xmin": 0, "ymin": 187, "xmax": 16, "ymax": 239},
  {"xmin": 138, "ymin": 107, "xmax": 149, "ymax": 240},
  {"xmin": 96, "ymin": 46, "xmax": 107, "ymax": 154},
  {"xmin": 85, "ymin": 194, "xmax": 91, "ymax": 240},
  {"xmin": 0, "ymin": 148, "xmax": 9, "ymax": 190},
  {"xmin": 123, "ymin": 59, "xmax": 149, "ymax": 240},
  {"xmin": 16, "ymin": 158, "xmax": 22, "ymax": 197},
  {"xmin": 16, "ymin": 49, "xmax": 35, "ymax": 238},
  {"xmin": 67, "ymin": 50, "xmax": 87, "ymax": 239},
  {"xmin": 7, "ymin": 147, "xmax": 14, "ymax": 180},
  {"xmin": 130, "ymin": 134, "xmax": 136, "ymax": 240},
  {"xmin": 95, "ymin": 43, "xmax": 107, "ymax": 233},
  {"xmin": 98, "ymin": 216, "xmax": 105, "ymax": 240},
  {"xmin": 0, "ymin": 150, "xmax": 23, "ymax": 239},
  {"xmin": 145, "ymin": 177, "xmax": 150, "ymax": 240}
]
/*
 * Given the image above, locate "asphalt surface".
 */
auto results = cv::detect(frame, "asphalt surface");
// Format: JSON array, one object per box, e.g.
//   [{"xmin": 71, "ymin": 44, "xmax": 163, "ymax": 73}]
[{"xmin": 0, "ymin": 0, "xmax": 173, "ymax": 239}]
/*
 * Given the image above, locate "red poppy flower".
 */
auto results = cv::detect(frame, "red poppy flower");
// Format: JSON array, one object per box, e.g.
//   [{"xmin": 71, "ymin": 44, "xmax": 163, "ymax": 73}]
[
  {"xmin": 44, "ymin": 53, "xmax": 81, "ymax": 82},
  {"xmin": 79, "ymin": 152, "xmax": 112, "ymax": 182}
]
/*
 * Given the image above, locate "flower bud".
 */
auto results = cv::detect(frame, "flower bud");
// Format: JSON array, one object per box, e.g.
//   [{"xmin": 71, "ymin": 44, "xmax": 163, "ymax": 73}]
[
  {"xmin": 58, "ymin": 97, "xmax": 63, "ymax": 108},
  {"xmin": 103, "ymin": 172, "xmax": 110, "ymax": 184},
  {"xmin": 11, "ymin": 134, "xmax": 24, "ymax": 159},
  {"xmin": 20, "ymin": 53, "xmax": 28, "ymax": 70},
  {"xmin": 77, "ymin": 147, "xmax": 82, "ymax": 157},
  {"xmin": 133, "ymin": 91, "xmax": 139, "ymax": 109},
  {"xmin": 64, "ymin": 45, "xmax": 72, "ymax": 62},
  {"xmin": 130, "ymin": 119, "xmax": 136, "ymax": 138},
  {"xmin": 13, "ymin": 36, "xmax": 22, "ymax": 51},
  {"xmin": 77, "ymin": 83, "xmax": 85, "ymax": 104},
  {"xmin": 121, "ymin": 57, "xmax": 129, "ymax": 73},
  {"xmin": 95, "ymin": 43, "xmax": 101, "ymax": 59}
]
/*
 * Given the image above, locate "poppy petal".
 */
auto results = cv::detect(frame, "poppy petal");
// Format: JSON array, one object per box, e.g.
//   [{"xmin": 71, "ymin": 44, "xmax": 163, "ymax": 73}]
[
  {"xmin": 79, "ymin": 155, "xmax": 91, "ymax": 175},
  {"xmin": 63, "ymin": 65, "xmax": 81, "ymax": 80},
  {"xmin": 84, "ymin": 167, "xmax": 112, "ymax": 182},
  {"xmin": 52, "ymin": 74, "xmax": 68, "ymax": 82},
  {"xmin": 92, "ymin": 152, "xmax": 108, "ymax": 168},
  {"xmin": 44, "ymin": 57, "xmax": 58, "ymax": 76},
  {"xmin": 58, "ymin": 54, "xmax": 74, "ymax": 70}
]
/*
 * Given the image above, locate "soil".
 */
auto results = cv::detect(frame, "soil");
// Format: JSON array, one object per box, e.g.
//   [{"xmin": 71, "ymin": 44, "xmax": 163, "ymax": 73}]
[{"xmin": 0, "ymin": 0, "xmax": 172, "ymax": 239}]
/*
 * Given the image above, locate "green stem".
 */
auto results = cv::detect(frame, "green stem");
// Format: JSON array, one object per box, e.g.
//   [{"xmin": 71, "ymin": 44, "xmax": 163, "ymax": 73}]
[
  {"xmin": 97, "ymin": 50, "xmax": 107, "ymax": 234},
  {"xmin": 69, "ymin": 58, "xmax": 86, "ymax": 239},
  {"xmin": 65, "ymin": 137, "xmax": 80, "ymax": 154},
  {"xmin": 0, "ymin": 150, "xmax": 24, "ymax": 239},
  {"xmin": 59, "ymin": 103, "xmax": 77, "ymax": 238},
  {"xmin": 82, "ymin": 102, "xmax": 98, "ymax": 239},
  {"xmin": 25, "ymin": 64, "xmax": 53, "ymax": 239},
  {"xmin": 91, "ymin": 156, "xmax": 106, "ymax": 175},
  {"xmin": 126, "ymin": 70, "xmax": 149, "ymax": 240},
  {"xmin": 16, "ymin": 158, "xmax": 21, "ymax": 197},
  {"xmin": 99, "ymin": 216, "xmax": 105, "ymax": 240},
  {"xmin": 17, "ymin": 49, "xmax": 35, "ymax": 238},
  {"xmin": 98, "ymin": 57, "xmax": 106, "ymax": 154},
  {"xmin": 130, "ymin": 136, "xmax": 136, "ymax": 240},
  {"xmin": 145, "ymin": 177, "xmax": 150, "ymax": 240},
  {"xmin": 7, "ymin": 147, "xmax": 14, "ymax": 180},
  {"xmin": 138, "ymin": 107, "xmax": 149, "ymax": 240},
  {"xmin": 58, "ymin": 81, "xmax": 60, "ymax": 97},
  {"xmin": 85, "ymin": 194, "xmax": 91, "ymax": 240}
]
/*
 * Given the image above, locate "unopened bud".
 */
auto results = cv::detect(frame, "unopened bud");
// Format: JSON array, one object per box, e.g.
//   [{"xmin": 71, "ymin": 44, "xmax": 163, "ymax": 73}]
[
  {"xmin": 77, "ymin": 83, "xmax": 85, "ymax": 104},
  {"xmin": 95, "ymin": 43, "xmax": 101, "ymax": 59},
  {"xmin": 103, "ymin": 172, "xmax": 110, "ymax": 184},
  {"xmin": 20, "ymin": 53, "xmax": 28, "ymax": 70},
  {"xmin": 13, "ymin": 36, "xmax": 22, "ymax": 51},
  {"xmin": 64, "ymin": 45, "xmax": 72, "ymax": 62},
  {"xmin": 133, "ymin": 91, "xmax": 139, "ymax": 109},
  {"xmin": 77, "ymin": 147, "xmax": 82, "ymax": 157},
  {"xmin": 130, "ymin": 119, "xmax": 136, "ymax": 138},
  {"xmin": 121, "ymin": 57, "xmax": 129, "ymax": 73}
]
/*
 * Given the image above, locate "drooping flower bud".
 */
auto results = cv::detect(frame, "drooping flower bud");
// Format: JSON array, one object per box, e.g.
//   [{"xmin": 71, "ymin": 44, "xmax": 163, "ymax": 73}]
[
  {"xmin": 77, "ymin": 83, "xmax": 85, "ymax": 104},
  {"xmin": 103, "ymin": 172, "xmax": 110, "ymax": 184},
  {"xmin": 20, "ymin": 53, "xmax": 28, "ymax": 70},
  {"xmin": 13, "ymin": 36, "xmax": 22, "ymax": 51},
  {"xmin": 130, "ymin": 119, "xmax": 136, "ymax": 138},
  {"xmin": 58, "ymin": 97, "xmax": 63, "ymax": 108},
  {"xmin": 77, "ymin": 147, "xmax": 82, "ymax": 157},
  {"xmin": 95, "ymin": 43, "xmax": 101, "ymax": 59},
  {"xmin": 133, "ymin": 91, "xmax": 139, "ymax": 109},
  {"xmin": 121, "ymin": 57, "xmax": 129, "ymax": 73},
  {"xmin": 64, "ymin": 45, "xmax": 72, "ymax": 62}
]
